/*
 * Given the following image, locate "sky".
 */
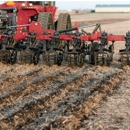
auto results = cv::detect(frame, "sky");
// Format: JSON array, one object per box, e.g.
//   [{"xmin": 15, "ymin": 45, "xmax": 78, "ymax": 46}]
[{"xmin": 56, "ymin": 0, "xmax": 130, "ymax": 10}]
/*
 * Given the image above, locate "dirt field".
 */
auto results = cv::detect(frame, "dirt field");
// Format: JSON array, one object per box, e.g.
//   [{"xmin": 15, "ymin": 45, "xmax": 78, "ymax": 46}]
[{"xmin": 0, "ymin": 12, "xmax": 130, "ymax": 130}]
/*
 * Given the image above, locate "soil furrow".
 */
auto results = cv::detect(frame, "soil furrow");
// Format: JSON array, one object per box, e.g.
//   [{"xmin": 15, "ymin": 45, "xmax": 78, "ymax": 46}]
[
  {"xmin": 1, "ymin": 67, "xmax": 98, "ymax": 129},
  {"xmin": 0, "ymin": 65, "xmax": 24, "ymax": 83},
  {"xmin": 0, "ymin": 66, "xmax": 43, "ymax": 94},
  {"xmin": 17, "ymin": 67, "xmax": 116, "ymax": 129},
  {"xmin": 50, "ymin": 75, "xmax": 124, "ymax": 130},
  {"xmin": 0, "ymin": 66, "xmax": 93, "ymax": 129},
  {"xmin": 0, "ymin": 65, "xmax": 17, "ymax": 75},
  {"xmin": 0, "ymin": 65, "xmax": 35, "ymax": 79},
  {"xmin": 26, "ymin": 69, "xmax": 123, "ymax": 130},
  {"xmin": 0, "ymin": 68, "xmax": 43, "ymax": 97},
  {"xmin": 0, "ymin": 65, "xmax": 68, "ymax": 99},
  {"xmin": 0, "ymin": 66, "xmax": 67, "ymax": 98},
  {"xmin": 48, "ymin": 72, "xmax": 124, "ymax": 130},
  {"xmin": 0, "ymin": 67, "xmax": 69, "ymax": 109}
]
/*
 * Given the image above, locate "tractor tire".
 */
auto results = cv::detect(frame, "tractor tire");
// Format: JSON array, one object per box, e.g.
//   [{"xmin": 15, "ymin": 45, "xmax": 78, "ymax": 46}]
[
  {"xmin": 37, "ymin": 12, "xmax": 54, "ymax": 29},
  {"xmin": 10, "ymin": 50, "xmax": 17, "ymax": 64},
  {"xmin": 89, "ymin": 42, "xmax": 99, "ymax": 64},
  {"xmin": 109, "ymin": 44, "xmax": 114, "ymax": 61},
  {"xmin": 57, "ymin": 13, "xmax": 72, "ymax": 31},
  {"xmin": 33, "ymin": 51, "xmax": 40, "ymax": 65}
]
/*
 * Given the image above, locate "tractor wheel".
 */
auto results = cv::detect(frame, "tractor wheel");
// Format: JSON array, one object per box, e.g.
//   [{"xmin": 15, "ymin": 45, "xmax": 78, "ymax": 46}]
[
  {"xmin": 10, "ymin": 50, "xmax": 17, "ymax": 64},
  {"xmin": 37, "ymin": 12, "xmax": 54, "ymax": 29},
  {"xmin": 57, "ymin": 13, "xmax": 72, "ymax": 31},
  {"xmin": 77, "ymin": 53, "xmax": 84, "ymax": 67},
  {"xmin": 56, "ymin": 52, "xmax": 63, "ymax": 66},
  {"xmin": 57, "ymin": 13, "xmax": 72, "ymax": 53},
  {"xmin": 109, "ymin": 44, "xmax": 114, "ymax": 61},
  {"xmin": 89, "ymin": 42, "xmax": 99, "ymax": 64},
  {"xmin": 33, "ymin": 51, "xmax": 40, "ymax": 65},
  {"xmin": 64, "ymin": 42, "xmax": 69, "ymax": 61}
]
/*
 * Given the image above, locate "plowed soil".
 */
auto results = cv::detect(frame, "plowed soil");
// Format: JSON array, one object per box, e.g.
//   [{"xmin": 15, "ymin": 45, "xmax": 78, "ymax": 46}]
[{"xmin": 0, "ymin": 12, "xmax": 130, "ymax": 130}]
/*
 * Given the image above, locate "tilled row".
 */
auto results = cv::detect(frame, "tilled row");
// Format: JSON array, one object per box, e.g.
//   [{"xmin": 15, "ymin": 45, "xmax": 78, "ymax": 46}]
[
  {"xmin": 0, "ymin": 66, "xmax": 120, "ymax": 129},
  {"xmin": 26, "ymin": 69, "xmax": 123, "ymax": 130},
  {"xmin": 0, "ymin": 68, "xmax": 86, "ymax": 116},
  {"xmin": 0, "ymin": 66, "xmax": 70, "ymax": 110},
  {"xmin": 0, "ymin": 64, "xmax": 62, "ymax": 86},
  {"xmin": 0, "ymin": 68, "xmax": 42, "ymax": 98},
  {"xmin": 0, "ymin": 64, "xmax": 17, "ymax": 76},
  {"xmin": 0, "ymin": 64, "xmax": 69, "ymax": 100},
  {"xmin": 0, "ymin": 65, "xmax": 93, "ymax": 129},
  {"xmin": 0, "ymin": 66, "xmax": 43, "ymax": 92},
  {"xmin": 48, "ymin": 72, "xmax": 124, "ymax": 130},
  {"xmin": 0, "ymin": 65, "xmax": 23, "ymax": 83}
]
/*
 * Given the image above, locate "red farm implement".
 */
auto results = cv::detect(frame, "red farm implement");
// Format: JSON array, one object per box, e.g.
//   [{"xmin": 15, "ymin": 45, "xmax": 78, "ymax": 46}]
[{"xmin": 0, "ymin": 1, "xmax": 129, "ymax": 66}]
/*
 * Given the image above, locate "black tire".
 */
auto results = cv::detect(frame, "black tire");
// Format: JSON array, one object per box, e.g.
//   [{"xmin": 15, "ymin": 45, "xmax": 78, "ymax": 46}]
[
  {"xmin": 89, "ymin": 42, "xmax": 99, "ymax": 64},
  {"xmin": 33, "ymin": 51, "xmax": 40, "ymax": 65},
  {"xmin": 56, "ymin": 52, "xmax": 63, "ymax": 66},
  {"xmin": 37, "ymin": 12, "xmax": 54, "ymax": 29},
  {"xmin": 109, "ymin": 44, "xmax": 114, "ymax": 61},
  {"xmin": 64, "ymin": 43, "xmax": 69, "ymax": 61},
  {"xmin": 77, "ymin": 53, "xmax": 84, "ymax": 67},
  {"xmin": 10, "ymin": 50, "xmax": 17, "ymax": 64},
  {"xmin": 57, "ymin": 13, "xmax": 72, "ymax": 31}
]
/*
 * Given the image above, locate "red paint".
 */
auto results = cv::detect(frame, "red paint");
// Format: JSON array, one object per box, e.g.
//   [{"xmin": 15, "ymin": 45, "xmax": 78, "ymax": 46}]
[
  {"xmin": 0, "ymin": 1, "xmax": 126, "ymax": 44},
  {"xmin": 0, "ymin": 1, "xmax": 57, "ymax": 41}
]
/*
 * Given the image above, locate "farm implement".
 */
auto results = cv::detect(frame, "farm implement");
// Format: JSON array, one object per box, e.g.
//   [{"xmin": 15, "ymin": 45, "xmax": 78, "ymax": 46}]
[{"xmin": 0, "ymin": 1, "xmax": 129, "ymax": 66}]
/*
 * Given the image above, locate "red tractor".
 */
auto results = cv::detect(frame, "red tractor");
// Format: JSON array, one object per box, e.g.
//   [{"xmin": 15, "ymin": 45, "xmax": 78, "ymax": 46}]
[
  {"xmin": 0, "ymin": 1, "xmax": 72, "ymax": 64},
  {"xmin": 0, "ymin": 1, "xmax": 129, "ymax": 66}
]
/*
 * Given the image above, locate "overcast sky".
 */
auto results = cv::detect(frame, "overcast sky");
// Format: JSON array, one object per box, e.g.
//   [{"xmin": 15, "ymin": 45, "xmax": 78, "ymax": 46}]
[{"xmin": 56, "ymin": 1, "xmax": 130, "ymax": 10}]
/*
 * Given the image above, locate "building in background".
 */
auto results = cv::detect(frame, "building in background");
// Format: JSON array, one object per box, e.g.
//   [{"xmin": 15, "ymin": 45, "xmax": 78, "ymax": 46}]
[{"xmin": 95, "ymin": 4, "xmax": 130, "ymax": 13}]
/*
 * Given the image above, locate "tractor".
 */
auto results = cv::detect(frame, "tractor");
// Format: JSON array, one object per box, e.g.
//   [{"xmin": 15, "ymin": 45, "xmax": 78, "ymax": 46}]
[
  {"xmin": 0, "ymin": 1, "xmax": 129, "ymax": 66},
  {"xmin": 0, "ymin": 1, "xmax": 72, "ymax": 65}
]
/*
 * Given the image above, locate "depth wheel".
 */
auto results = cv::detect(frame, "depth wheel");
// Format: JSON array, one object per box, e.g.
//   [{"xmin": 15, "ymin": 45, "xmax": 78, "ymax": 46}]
[
  {"xmin": 64, "ymin": 43, "xmax": 69, "ymax": 61},
  {"xmin": 109, "ymin": 44, "xmax": 114, "ymax": 61},
  {"xmin": 33, "ymin": 51, "xmax": 40, "ymax": 65},
  {"xmin": 89, "ymin": 42, "xmax": 99, "ymax": 64},
  {"xmin": 38, "ymin": 12, "xmax": 54, "ymax": 29},
  {"xmin": 10, "ymin": 50, "xmax": 17, "ymax": 64},
  {"xmin": 56, "ymin": 52, "xmax": 63, "ymax": 66},
  {"xmin": 77, "ymin": 53, "xmax": 84, "ymax": 67},
  {"xmin": 57, "ymin": 13, "xmax": 72, "ymax": 31}
]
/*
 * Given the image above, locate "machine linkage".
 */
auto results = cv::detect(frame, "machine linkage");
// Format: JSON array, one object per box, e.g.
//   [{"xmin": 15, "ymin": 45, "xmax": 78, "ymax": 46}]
[
  {"xmin": 119, "ymin": 31, "xmax": 130, "ymax": 66},
  {"xmin": 91, "ymin": 32, "xmax": 114, "ymax": 66}
]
